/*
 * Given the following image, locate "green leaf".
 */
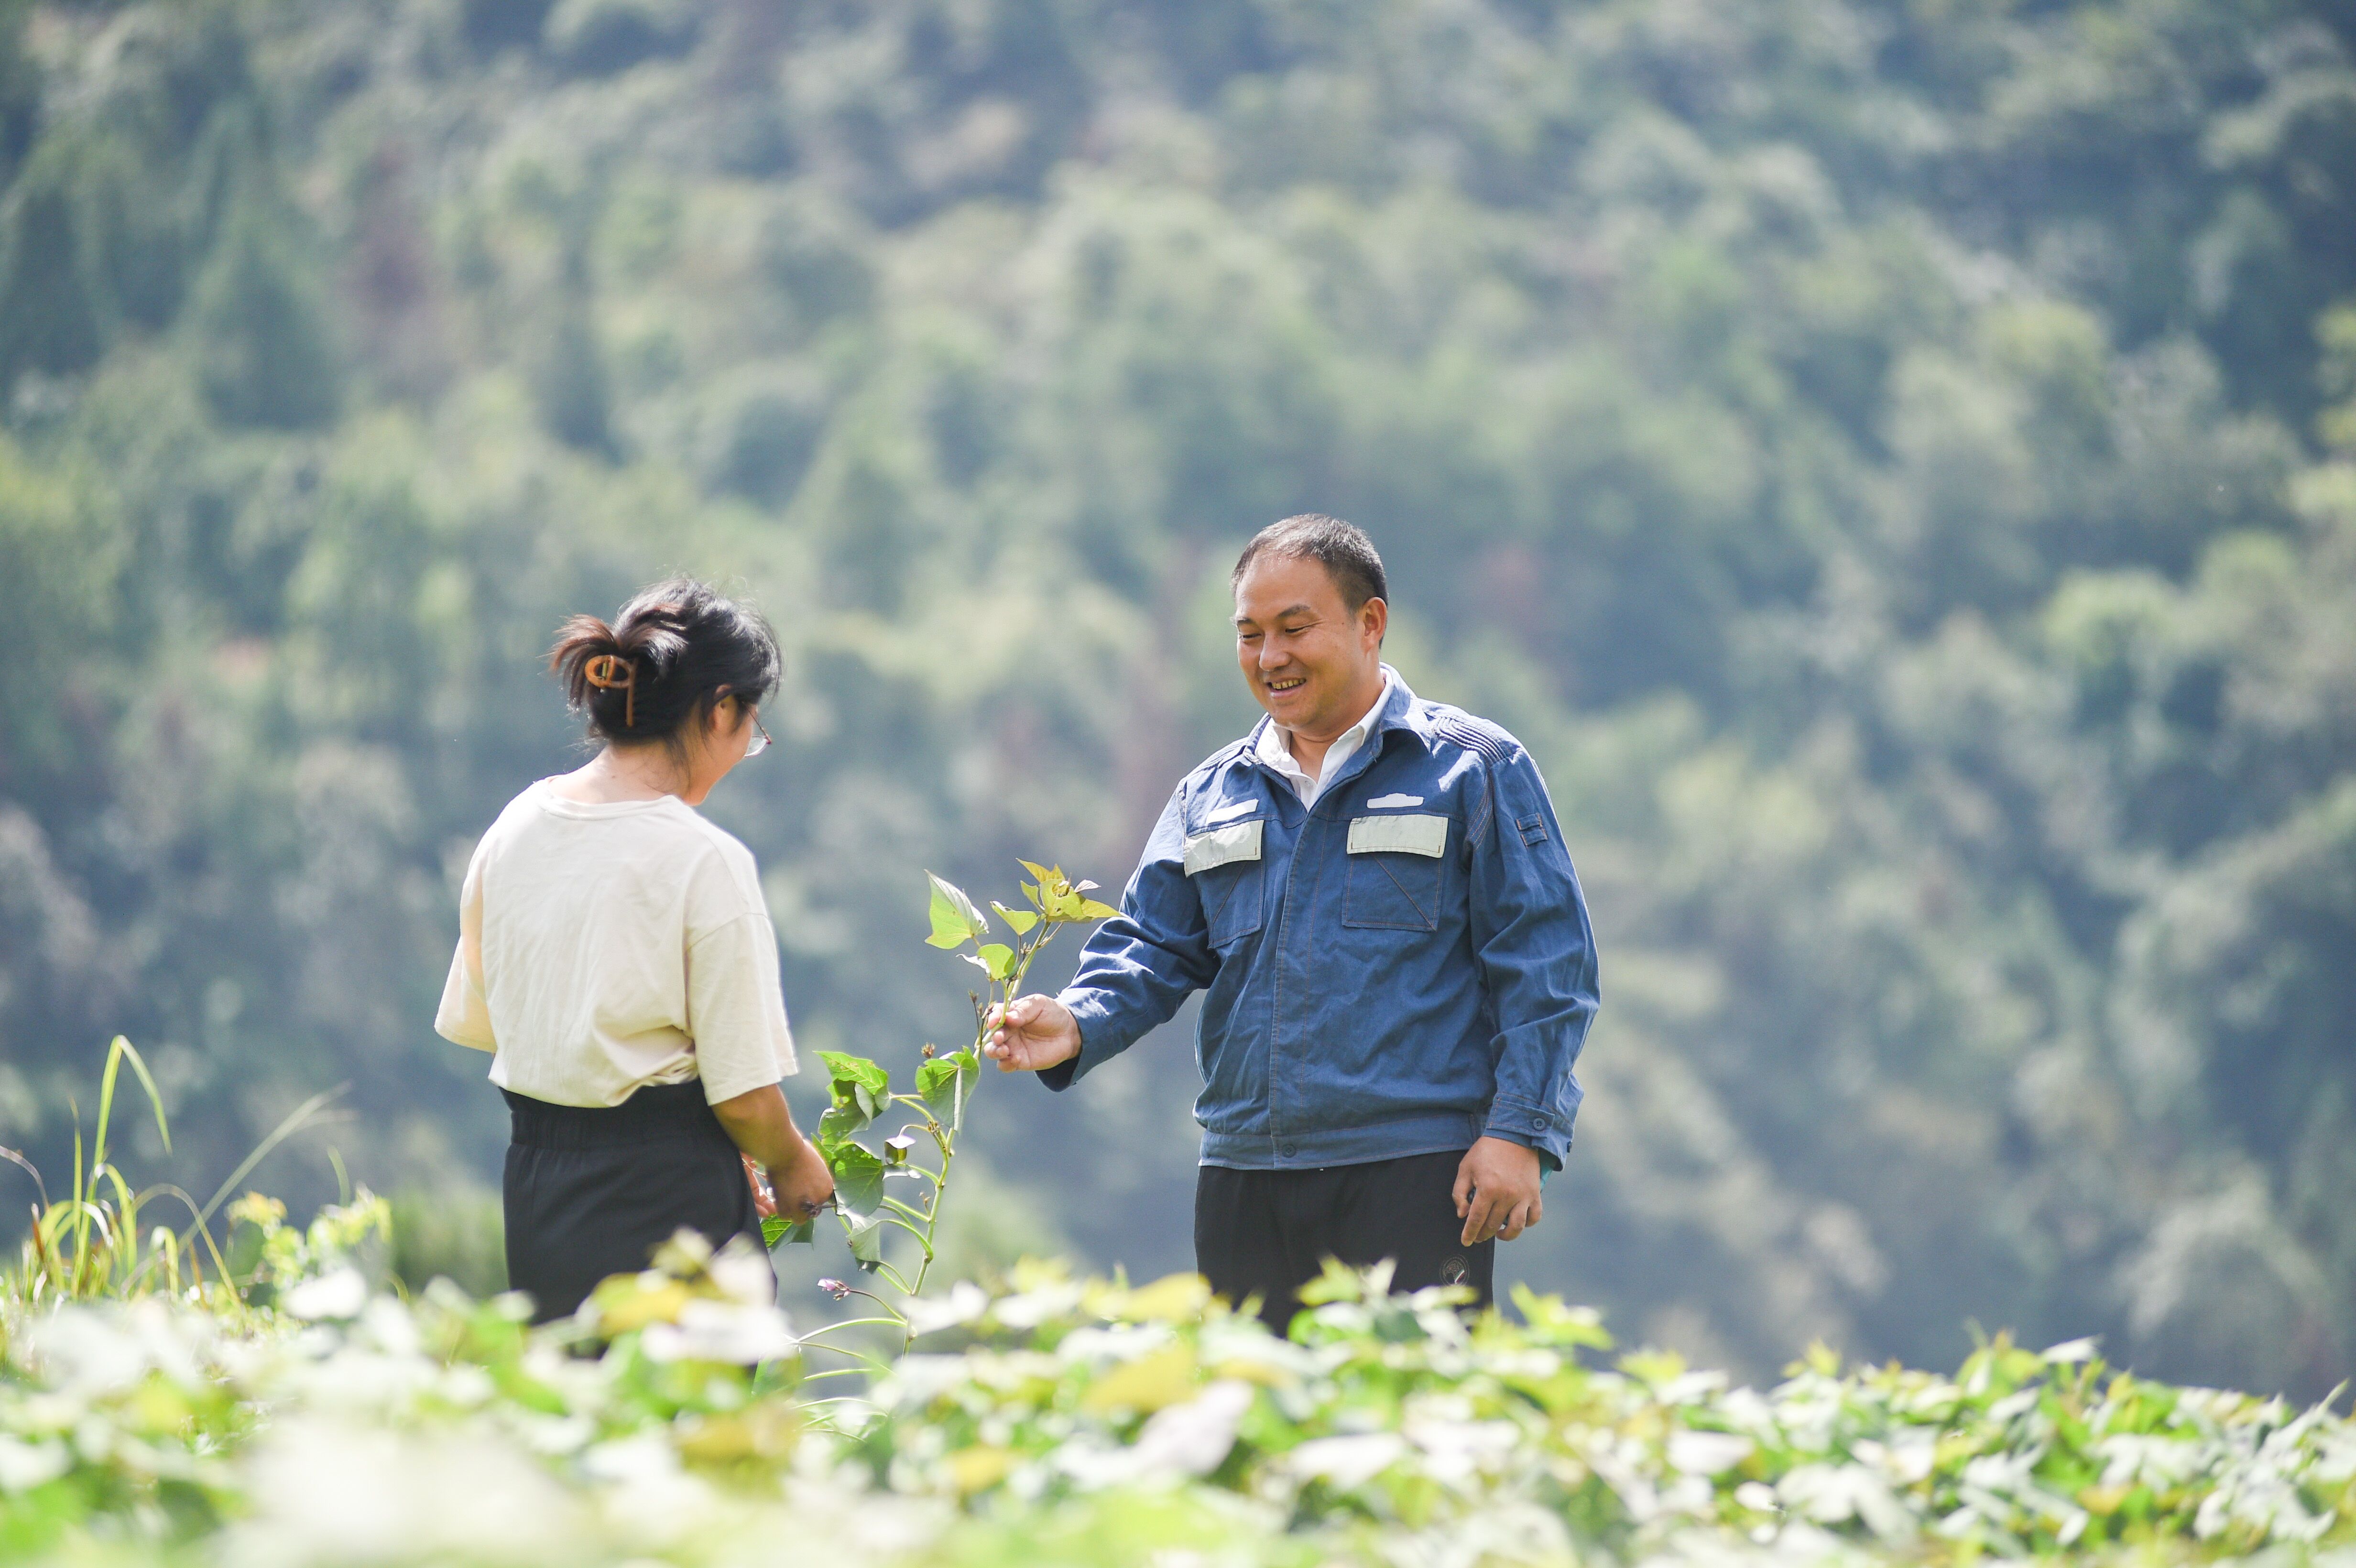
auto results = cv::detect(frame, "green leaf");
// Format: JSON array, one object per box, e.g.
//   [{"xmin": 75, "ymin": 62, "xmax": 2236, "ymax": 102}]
[
  {"xmin": 762, "ymin": 1214, "xmax": 813, "ymax": 1248},
  {"xmin": 817, "ymin": 1103, "xmax": 870, "ymax": 1148},
  {"xmin": 916, "ymin": 1050, "xmax": 979, "ymax": 1131},
  {"xmin": 1020, "ymin": 863, "xmax": 1091, "ymax": 922},
  {"xmin": 827, "ymin": 1141, "xmax": 885, "ymax": 1216},
  {"xmin": 1077, "ymin": 898, "xmax": 1119, "ymax": 922},
  {"xmin": 817, "ymin": 1051, "xmax": 891, "ymax": 1099},
  {"xmin": 925, "ymin": 872, "xmax": 990, "ymax": 949},
  {"xmin": 844, "ymin": 1208, "xmax": 887, "ymax": 1270},
  {"xmin": 990, "ymin": 900, "xmax": 1038, "ymax": 936},
  {"xmin": 1017, "ymin": 859, "xmax": 1053, "ymax": 886},
  {"xmin": 1508, "ymin": 1284, "xmax": 1613, "ymax": 1350},
  {"xmin": 977, "ymin": 943, "xmax": 1016, "ymax": 981},
  {"xmin": 818, "ymin": 1056, "xmax": 890, "ymax": 1141}
]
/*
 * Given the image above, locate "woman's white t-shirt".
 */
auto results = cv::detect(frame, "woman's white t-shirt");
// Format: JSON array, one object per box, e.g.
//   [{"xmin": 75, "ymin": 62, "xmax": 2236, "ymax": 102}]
[{"xmin": 434, "ymin": 781, "xmax": 797, "ymax": 1107}]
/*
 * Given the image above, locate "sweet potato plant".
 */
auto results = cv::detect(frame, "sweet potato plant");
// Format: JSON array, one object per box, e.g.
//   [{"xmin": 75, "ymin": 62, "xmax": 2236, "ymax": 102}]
[{"xmin": 769, "ymin": 862, "xmax": 1116, "ymax": 1355}]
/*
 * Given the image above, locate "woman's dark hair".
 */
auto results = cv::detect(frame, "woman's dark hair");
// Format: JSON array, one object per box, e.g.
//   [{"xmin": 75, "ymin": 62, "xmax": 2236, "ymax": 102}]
[{"xmin": 549, "ymin": 577, "xmax": 781, "ymax": 751}]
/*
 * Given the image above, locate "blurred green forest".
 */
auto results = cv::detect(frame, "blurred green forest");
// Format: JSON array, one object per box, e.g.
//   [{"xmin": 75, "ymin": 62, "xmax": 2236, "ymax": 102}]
[{"xmin": 0, "ymin": 0, "xmax": 2352, "ymax": 1398}]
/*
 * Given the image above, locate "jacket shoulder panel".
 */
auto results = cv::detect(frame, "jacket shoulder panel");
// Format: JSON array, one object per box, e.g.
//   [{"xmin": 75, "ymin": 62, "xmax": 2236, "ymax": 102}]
[
  {"xmin": 1182, "ymin": 735, "xmax": 1260, "ymax": 789},
  {"xmin": 1421, "ymin": 705, "xmax": 1526, "ymax": 768},
  {"xmin": 1418, "ymin": 705, "xmax": 1531, "ymax": 840}
]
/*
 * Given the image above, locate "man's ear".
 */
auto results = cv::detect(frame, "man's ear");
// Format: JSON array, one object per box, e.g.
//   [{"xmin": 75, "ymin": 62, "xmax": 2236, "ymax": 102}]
[{"xmin": 1362, "ymin": 597, "xmax": 1389, "ymax": 647}]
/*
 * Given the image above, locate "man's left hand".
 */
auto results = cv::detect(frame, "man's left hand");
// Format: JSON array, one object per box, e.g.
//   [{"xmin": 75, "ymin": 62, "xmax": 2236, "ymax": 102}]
[{"xmin": 1454, "ymin": 1137, "xmax": 1543, "ymax": 1246}]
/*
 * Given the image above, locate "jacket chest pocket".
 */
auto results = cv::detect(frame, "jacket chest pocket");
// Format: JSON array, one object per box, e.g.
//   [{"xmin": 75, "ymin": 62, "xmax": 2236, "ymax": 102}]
[
  {"xmin": 1342, "ymin": 813, "xmax": 1448, "ymax": 932},
  {"xmin": 1185, "ymin": 819, "xmax": 1266, "ymax": 948}
]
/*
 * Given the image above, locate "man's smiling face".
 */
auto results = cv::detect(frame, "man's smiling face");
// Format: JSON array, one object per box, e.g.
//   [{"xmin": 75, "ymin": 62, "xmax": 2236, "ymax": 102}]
[{"xmin": 1233, "ymin": 552, "xmax": 1388, "ymax": 740}]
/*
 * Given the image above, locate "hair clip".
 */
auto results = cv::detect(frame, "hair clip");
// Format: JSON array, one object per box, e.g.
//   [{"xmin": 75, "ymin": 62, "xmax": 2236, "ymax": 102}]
[{"xmin": 583, "ymin": 653, "xmax": 637, "ymax": 728}]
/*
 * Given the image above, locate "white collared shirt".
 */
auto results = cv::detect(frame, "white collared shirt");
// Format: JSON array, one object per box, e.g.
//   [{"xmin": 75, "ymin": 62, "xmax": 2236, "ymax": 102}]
[{"xmin": 1255, "ymin": 667, "xmax": 1396, "ymax": 806}]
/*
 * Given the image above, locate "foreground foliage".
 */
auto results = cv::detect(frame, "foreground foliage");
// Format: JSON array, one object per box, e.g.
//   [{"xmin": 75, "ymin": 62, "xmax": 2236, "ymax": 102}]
[
  {"xmin": 2, "ymin": 890, "xmax": 2330, "ymax": 1567},
  {"xmin": 0, "ymin": 1218, "xmax": 2347, "ymax": 1568}
]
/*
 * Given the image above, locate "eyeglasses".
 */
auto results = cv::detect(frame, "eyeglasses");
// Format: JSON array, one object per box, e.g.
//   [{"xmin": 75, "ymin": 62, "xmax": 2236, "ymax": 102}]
[{"xmin": 744, "ymin": 715, "xmax": 774, "ymax": 758}]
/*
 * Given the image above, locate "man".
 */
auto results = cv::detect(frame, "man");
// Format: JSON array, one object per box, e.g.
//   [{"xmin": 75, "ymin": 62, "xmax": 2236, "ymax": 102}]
[{"xmin": 986, "ymin": 515, "xmax": 1598, "ymax": 1323}]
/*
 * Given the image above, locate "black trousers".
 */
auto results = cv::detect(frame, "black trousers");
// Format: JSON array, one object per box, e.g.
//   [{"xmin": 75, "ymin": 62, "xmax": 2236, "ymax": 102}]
[
  {"xmin": 502, "ymin": 1082, "xmax": 767, "ymax": 1324},
  {"xmin": 1195, "ymin": 1148, "xmax": 1493, "ymax": 1330}
]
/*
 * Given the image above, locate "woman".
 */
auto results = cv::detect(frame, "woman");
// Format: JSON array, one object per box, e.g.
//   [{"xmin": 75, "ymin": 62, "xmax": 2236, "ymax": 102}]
[{"xmin": 435, "ymin": 577, "xmax": 834, "ymax": 1321}]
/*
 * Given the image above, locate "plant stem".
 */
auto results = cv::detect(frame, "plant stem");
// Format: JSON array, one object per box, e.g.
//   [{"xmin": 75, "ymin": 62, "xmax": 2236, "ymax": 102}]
[
  {"xmin": 797, "ymin": 1365, "xmax": 884, "ymax": 1383},
  {"xmin": 892, "ymin": 919, "xmax": 1067, "ymax": 1351},
  {"xmin": 798, "ymin": 1315, "xmax": 904, "ymax": 1337}
]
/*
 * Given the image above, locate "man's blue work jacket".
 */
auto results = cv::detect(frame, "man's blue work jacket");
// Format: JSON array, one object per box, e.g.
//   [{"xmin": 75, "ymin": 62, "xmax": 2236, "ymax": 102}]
[{"xmin": 1044, "ymin": 670, "xmax": 1599, "ymax": 1171}]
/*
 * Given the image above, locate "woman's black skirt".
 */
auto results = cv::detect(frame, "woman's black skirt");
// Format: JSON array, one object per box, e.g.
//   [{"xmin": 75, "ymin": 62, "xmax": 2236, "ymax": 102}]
[{"xmin": 502, "ymin": 1080, "xmax": 768, "ymax": 1323}]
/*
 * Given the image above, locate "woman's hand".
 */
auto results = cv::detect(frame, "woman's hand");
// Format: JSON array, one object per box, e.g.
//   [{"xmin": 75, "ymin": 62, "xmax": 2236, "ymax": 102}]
[
  {"xmin": 711, "ymin": 1083, "xmax": 832, "ymax": 1218},
  {"xmin": 770, "ymin": 1133, "xmax": 834, "ymax": 1220},
  {"xmin": 743, "ymin": 1153, "xmax": 776, "ymax": 1218}
]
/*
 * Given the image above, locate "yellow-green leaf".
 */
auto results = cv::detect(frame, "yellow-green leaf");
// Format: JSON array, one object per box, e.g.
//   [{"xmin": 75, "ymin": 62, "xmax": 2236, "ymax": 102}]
[
  {"xmin": 1078, "ymin": 1343, "xmax": 1199, "ymax": 1414},
  {"xmin": 926, "ymin": 871, "xmax": 989, "ymax": 948}
]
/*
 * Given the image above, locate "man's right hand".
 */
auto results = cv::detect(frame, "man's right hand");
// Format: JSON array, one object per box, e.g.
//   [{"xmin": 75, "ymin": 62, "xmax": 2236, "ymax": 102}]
[{"xmin": 982, "ymin": 994, "xmax": 1082, "ymax": 1073}]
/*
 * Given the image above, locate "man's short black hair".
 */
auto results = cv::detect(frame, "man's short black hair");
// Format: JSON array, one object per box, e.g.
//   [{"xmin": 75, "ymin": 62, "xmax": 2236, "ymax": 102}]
[{"xmin": 1232, "ymin": 514, "xmax": 1388, "ymax": 612}]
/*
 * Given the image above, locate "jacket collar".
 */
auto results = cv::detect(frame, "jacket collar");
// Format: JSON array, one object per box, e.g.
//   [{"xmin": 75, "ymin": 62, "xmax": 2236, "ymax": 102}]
[
  {"xmin": 1371, "ymin": 664, "xmax": 1423, "ymax": 740},
  {"xmin": 1238, "ymin": 664, "xmax": 1422, "ymax": 790}
]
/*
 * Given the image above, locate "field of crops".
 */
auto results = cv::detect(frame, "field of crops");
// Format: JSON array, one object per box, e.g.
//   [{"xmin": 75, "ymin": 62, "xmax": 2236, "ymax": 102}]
[
  {"xmin": 0, "ymin": 1188, "xmax": 2349, "ymax": 1568},
  {"xmin": 0, "ymin": 893, "xmax": 2345, "ymax": 1567}
]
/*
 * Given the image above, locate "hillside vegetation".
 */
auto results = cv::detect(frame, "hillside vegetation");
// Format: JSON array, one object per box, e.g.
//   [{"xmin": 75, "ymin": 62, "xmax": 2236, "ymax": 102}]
[{"xmin": 0, "ymin": 0, "xmax": 2353, "ymax": 1397}]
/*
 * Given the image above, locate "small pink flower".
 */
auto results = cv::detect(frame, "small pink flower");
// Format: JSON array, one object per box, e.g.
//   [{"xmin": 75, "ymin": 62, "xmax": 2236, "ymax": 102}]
[{"xmin": 817, "ymin": 1278, "xmax": 852, "ymax": 1300}]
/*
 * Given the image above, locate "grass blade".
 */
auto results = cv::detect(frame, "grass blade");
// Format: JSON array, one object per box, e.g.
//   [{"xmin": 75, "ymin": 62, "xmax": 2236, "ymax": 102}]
[
  {"xmin": 188, "ymin": 1086, "xmax": 349, "ymax": 1235},
  {"xmin": 0, "ymin": 1146, "xmax": 46, "ymax": 1210},
  {"xmin": 111, "ymin": 1037, "xmax": 172, "ymax": 1155}
]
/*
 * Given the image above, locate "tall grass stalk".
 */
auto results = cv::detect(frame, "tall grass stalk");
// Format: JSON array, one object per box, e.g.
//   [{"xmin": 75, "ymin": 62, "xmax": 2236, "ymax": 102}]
[{"xmin": 0, "ymin": 1037, "xmax": 349, "ymax": 1317}]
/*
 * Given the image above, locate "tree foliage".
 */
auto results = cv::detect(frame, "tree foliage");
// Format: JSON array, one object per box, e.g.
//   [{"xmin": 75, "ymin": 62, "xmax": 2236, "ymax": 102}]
[{"xmin": 0, "ymin": 0, "xmax": 2352, "ymax": 1396}]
